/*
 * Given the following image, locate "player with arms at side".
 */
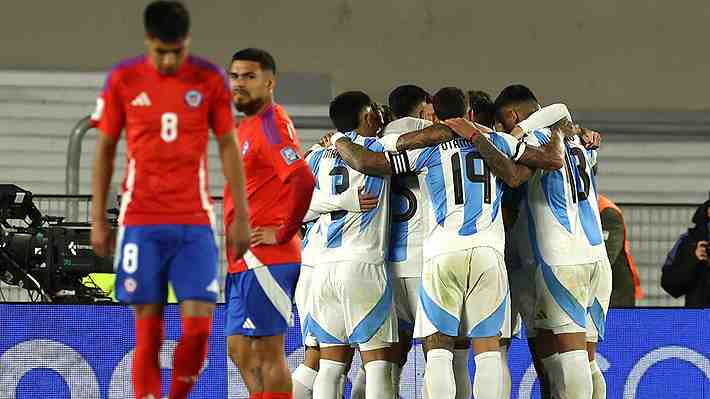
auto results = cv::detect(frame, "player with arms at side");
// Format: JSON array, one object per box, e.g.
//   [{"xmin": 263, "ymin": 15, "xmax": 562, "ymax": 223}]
[
  {"xmin": 90, "ymin": 2, "xmax": 251, "ymax": 398},
  {"xmin": 223, "ymin": 48, "xmax": 315, "ymax": 399}
]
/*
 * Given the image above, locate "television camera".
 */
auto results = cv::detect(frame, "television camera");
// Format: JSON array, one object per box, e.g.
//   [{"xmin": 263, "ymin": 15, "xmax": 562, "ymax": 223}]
[{"xmin": 0, "ymin": 184, "xmax": 114, "ymax": 303}]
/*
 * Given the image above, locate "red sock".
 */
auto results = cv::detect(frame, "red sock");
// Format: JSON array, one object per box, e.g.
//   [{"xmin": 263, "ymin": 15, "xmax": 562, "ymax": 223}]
[
  {"xmin": 262, "ymin": 392, "xmax": 292, "ymax": 399},
  {"xmin": 133, "ymin": 316, "xmax": 163, "ymax": 399},
  {"xmin": 169, "ymin": 316, "xmax": 212, "ymax": 399},
  {"xmin": 250, "ymin": 394, "xmax": 263, "ymax": 399}
]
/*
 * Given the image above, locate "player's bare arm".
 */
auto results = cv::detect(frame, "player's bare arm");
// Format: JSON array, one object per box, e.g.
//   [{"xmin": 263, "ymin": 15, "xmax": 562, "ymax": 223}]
[
  {"xmin": 393, "ymin": 124, "xmax": 456, "ymax": 151},
  {"xmin": 444, "ymin": 118, "xmax": 532, "ymax": 188},
  {"xmin": 330, "ymin": 124, "xmax": 456, "ymax": 176},
  {"xmin": 90, "ymin": 132, "xmax": 119, "ymax": 257},
  {"xmin": 333, "ymin": 136, "xmax": 393, "ymax": 176},
  {"xmin": 516, "ymin": 128, "xmax": 565, "ymax": 171},
  {"xmin": 217, "ymin": 130, "xmax": 251, "ymax": 259}
]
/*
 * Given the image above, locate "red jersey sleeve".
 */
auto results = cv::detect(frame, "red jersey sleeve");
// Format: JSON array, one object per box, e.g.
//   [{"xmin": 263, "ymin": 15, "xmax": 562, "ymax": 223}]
[
  {"xmin": 260, "ymin": 109, "xmax": 307, "ymax": 182},
  {"xmin": 93, "ymin": 70, "xmax": 125, "ymax": 139},
  {"xmin": 209, "ymin": 71, "xmax": 235, "ymax": 137}
]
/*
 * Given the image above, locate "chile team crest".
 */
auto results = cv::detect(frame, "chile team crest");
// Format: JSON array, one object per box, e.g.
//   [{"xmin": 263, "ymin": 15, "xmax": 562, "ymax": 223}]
[{"xmin": 185, "ymin": 90, "xmax": 203, "ymax": 107}]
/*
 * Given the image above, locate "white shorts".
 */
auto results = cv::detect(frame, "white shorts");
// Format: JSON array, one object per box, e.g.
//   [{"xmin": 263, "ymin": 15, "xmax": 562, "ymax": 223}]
[
  {"xmin": 393, "ymin": 276, "xmax": 420, "ymax": 335},
  {"xmin": 586, "ymin": 257, "xmax": 612, "ymax": 343},
  {"xmin": 295, "ymin": 264, "xmax": 318, "ymax": 347},
  {"xmin": 509, "ymin": 262, "xmax": 538, "ymax": 339},
  {"xmin": 414, "ymin": 247, "xmax": 509, "ymax": 339},
  {"xmin": 307, "ymin": 261, "xmax": 397, "ymax": 351},
  {"xmin": 533, "ymin": 259, "xmax": 609, "ymax": 338}
]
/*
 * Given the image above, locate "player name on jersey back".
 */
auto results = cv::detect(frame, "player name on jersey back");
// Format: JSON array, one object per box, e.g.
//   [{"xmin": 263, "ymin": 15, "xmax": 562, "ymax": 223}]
[{"xmin": 391, "ymin": 132, "xmax": 523, "ymax": 261}]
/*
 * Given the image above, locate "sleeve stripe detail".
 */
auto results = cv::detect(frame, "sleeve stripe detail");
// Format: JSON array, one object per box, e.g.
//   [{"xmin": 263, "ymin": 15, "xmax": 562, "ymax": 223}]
[
  {"xmin": 388, "ymin": 151, "xmax": 411, "ymax": 174},
  {"xmin": 261, "ymin": 108, "xmax": 282, "ymax": 145},
  {"xmin": 512, "ymin": 141, "xmax": 527, "ymax": 162}
]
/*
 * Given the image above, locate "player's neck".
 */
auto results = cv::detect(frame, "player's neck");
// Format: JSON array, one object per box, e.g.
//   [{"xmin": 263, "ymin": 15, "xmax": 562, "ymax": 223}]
[{"xmin": 243, "ymin": 98, "xmax": 274, "ymax": 117}]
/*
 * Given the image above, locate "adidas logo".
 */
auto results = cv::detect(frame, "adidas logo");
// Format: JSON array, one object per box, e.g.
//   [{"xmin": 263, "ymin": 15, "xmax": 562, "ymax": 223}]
[
  {"xmin": 242, "ymin": 318, "xmax": 256, "ymax": 329},
  {"xmin": 535, "ymin": 309, "xmax": 548, "ymax": 320},
  {"xmin": 130, "ymin": 92, "xmax": 151, "ymax": 107}
]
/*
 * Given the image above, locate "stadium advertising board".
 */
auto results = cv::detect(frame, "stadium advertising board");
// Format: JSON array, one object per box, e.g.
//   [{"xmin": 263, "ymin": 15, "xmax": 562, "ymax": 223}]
[{"xmin": 1, "ymin": 305, "xmax": 708, "ymax": 398}]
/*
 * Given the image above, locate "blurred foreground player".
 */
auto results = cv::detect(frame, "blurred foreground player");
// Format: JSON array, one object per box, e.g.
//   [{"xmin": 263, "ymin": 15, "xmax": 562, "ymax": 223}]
[
  {"xmin": 90, "ymin": 2, "xmax": 251, "ymax": 398},
  {"xmin": 223, "ymin": 48, "xmax": 315, "ymax": 399}
]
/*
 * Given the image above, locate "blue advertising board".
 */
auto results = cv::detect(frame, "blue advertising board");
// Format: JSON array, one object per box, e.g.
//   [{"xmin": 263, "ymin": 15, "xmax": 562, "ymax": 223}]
[{"xmin": 1, "ymin": 305, "xmax": 709, "ymax": 398}]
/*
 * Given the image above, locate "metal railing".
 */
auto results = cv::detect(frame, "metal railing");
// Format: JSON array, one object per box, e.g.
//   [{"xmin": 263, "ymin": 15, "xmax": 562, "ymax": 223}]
[
  {"xmin": 619, "ymin": 203, "xmax": 698, "ymax": 306},
  {"xmin": 1, "ymin": 194, "xmax": 701, "ymax": 307},
  {"xmin": 63, "ymin": 114, "xmax": 333, "ymax": 200}
]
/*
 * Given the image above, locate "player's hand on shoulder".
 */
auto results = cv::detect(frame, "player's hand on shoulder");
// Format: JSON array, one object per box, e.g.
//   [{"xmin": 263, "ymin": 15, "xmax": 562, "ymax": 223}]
[
  {"xmin": 227, "ymin": 218, "xmax": 251, "ymax": 260},
  {"xmin": 320, "ymin": 131, "xmax": 336, "ymax": 148},
  {"xmin": 251, "ymin": 226, "xmax": 281, "ymax": 246},
  {"xmin": 443, "ymin": 118, "xmax": 481, "ymax": 140},
  {"xmin": 579, "ymin": 126, "xmax": 602, "ymax": 149},
  {"xmin": 358, "ymin": 187, "xmax": 379, "ymax": 212},
  {"xmin": 91, "ymin": 219, "xmax": 113, "ymax": 257}
]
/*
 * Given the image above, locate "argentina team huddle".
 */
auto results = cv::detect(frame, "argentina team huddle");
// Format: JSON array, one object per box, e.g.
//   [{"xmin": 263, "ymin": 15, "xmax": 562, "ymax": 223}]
[
  {"xmin": 292, "ymin": 86, "xmax": 610, "ymax": 399},
  {"xmin": 89, "ymin": 2, "xmax": 612, "ymax": 399}
]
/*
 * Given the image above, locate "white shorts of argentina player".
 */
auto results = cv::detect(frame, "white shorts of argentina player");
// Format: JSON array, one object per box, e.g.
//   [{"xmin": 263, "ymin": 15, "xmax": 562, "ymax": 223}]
[
  {"xmin": 392, "ymin": 276, "xmax": 420, "ymax": 335},
  {"xmin": 295, "ymin": 264, "xmax": 318, "ymax": 347},
  {"xmin": 586, "ymin": 256, "xmax": 612, "ymax": 343},
  {"xmin": 414, "ymin": 246, "xmax": 510, "ymax": 339},
  {"xmin": 306, "ymin": 261, "xmax": 397, "ymax": 351},
  {"xmin": 533, "ymin": 257, "xmax": 611, "ymax": 338}
]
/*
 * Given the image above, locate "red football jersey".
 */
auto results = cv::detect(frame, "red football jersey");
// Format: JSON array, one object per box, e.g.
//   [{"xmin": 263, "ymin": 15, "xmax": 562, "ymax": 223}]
[
  {"xmin": 224, "ymin": 103, "xmax": 306, "ymax": 273},
  {"xmin": 92, "ymin": 54, "xmax": 234, "ymax": 226}
]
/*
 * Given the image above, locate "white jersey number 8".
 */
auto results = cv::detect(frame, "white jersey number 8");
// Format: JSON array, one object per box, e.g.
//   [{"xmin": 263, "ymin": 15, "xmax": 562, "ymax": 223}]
[{"xmin": 161, "ymin": 112, "xmax": 178, "ymax": 142}]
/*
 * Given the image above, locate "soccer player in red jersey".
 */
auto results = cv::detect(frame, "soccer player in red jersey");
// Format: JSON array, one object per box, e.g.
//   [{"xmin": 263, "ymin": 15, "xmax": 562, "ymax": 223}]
[
  {"xmin": 223, "ymin": 48, "xmax": 315, "ymax": 399},
  {"xmin": 90, "ymin": 2, "xmax": 250, "ymax": 398}
]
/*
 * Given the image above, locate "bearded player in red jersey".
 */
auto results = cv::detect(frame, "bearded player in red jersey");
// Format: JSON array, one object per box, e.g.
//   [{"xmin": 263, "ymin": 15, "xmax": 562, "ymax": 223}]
[
  {"xmin": 90, "ymin": 2, "xmax": 251, "ymax": 398},
  {"xmin": 223, "ymin": 48, "xmax": 315, "ymax": 399}
]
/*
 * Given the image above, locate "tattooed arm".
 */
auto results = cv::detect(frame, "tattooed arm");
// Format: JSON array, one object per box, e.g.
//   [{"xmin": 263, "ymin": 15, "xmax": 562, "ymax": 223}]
[
  {"xmin": 391, "ymin": 124, "xmax": 456, "ymax": 151},
  {"xmin": 444, "ymin": 119, "xmax": 532, "ymax": 188},
  {"xmin": 332, "ymin": 136, "xmax": 392, "ymax": 176},
  {"xmin": 326, "ymin": 123, "xmax": 455, "ymax": 176}
]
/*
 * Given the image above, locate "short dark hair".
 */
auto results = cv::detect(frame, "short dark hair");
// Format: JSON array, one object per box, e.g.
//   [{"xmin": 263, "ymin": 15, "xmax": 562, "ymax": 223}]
[
  {"xmin": 329, "ymin": 91, "xmax": 372, "ymax": 133},
  {"xmin": 494, "ymin": 84, "xmax": 538, "ymax": 113},
  {"xmin": 432, "ymin": 87, "xmax": 467, "ymax": 120},
  {"xmin": 231, "ymin": 48, "xmax": 277, "ymax": 74},
  {"xmin": 468, "ymin": 90, "xmax": 495, "ymax": 128},
  {"xmin": 144, "ymin": 1, "xmax": 190, "ymax": 42},
  {"xmin": 388, "ymin": 85, "xmax": 431, "ymax": 119}
]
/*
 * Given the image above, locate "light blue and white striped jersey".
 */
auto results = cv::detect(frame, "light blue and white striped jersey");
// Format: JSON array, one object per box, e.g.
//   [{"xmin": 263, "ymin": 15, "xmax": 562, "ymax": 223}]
[
  {"xmin": 385, "ymin": 117, "xmax": 432, "ymax": 278},
  {"xmin": 307, "ymin": 132, "xmax": 390, "ymax": 264},
  {"xmin": 302, "ymin": 145, "xmax": 364, "ymax": 267},
  {"xmin": 300, "ymin": 219, "xmax": 322, "ymax": 267},
  {"xmin": 520, "ymin": 129, "xmax": 606, "ymax": 266},
  {"xmin": 568, "ymin": 138, "xmax": 608, "ymax": 261},
  {"xmin": 389, "ymin": 132, "xmax": 525, "ymax": 260}
]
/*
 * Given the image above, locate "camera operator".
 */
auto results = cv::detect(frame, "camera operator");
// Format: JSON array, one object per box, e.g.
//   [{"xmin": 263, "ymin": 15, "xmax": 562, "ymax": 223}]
[{"xmin": 661, "ymin": 199, "xmax": 710, "ymax": 307}]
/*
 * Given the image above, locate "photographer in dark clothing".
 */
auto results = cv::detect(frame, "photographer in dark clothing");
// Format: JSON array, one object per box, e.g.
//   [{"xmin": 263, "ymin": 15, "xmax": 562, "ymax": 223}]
[{"xmin": 661, "ymin": 199, "xmax": 710, "ymax": 307}]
